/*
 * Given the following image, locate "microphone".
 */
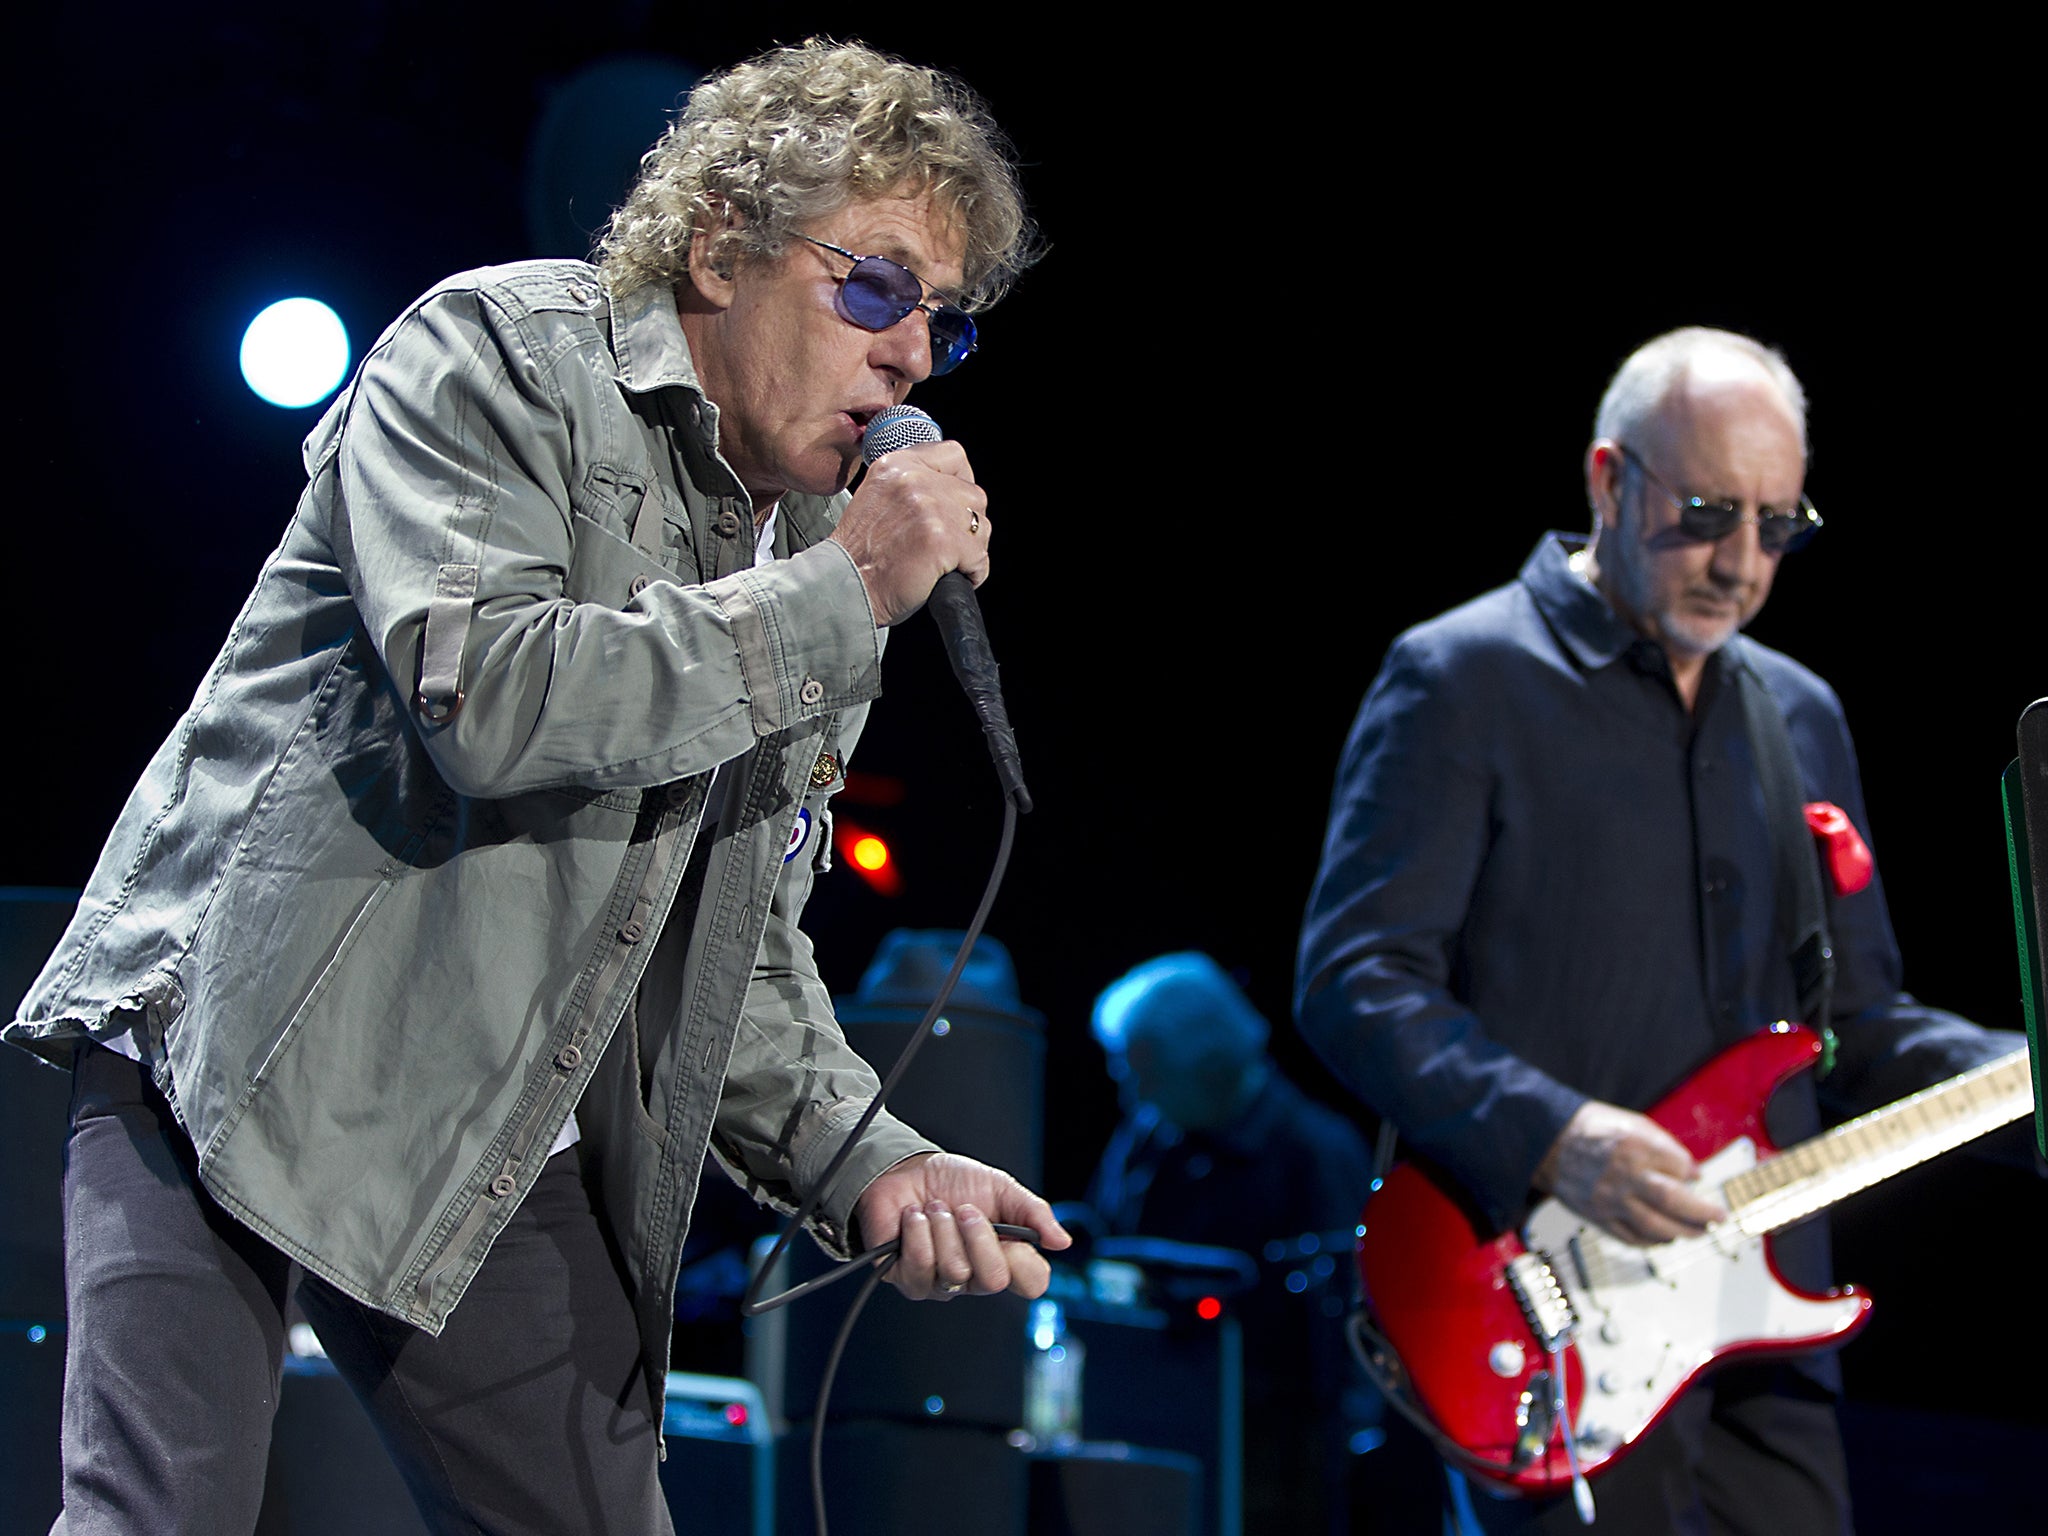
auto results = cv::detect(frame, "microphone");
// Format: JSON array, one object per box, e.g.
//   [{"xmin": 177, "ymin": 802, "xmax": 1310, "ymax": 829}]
[{"xmin": 861, "ymin": 405, "xmax": 1031, "ymax": 813}]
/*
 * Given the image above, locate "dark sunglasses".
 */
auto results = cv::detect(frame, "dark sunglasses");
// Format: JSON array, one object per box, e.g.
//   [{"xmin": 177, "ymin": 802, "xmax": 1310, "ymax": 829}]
[
  {"xmin": 1616, "ymin": 443, "xmax": 1823, "ymax": 555},
  {"xmin": 799, "ymin": 236, "xmax": 978, "ymax": 376}
]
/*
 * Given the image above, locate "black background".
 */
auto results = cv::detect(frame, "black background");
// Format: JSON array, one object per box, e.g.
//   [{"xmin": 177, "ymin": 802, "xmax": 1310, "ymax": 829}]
[{"xmin": 12, "ymin": 0, "xmax": 2041, "ymax": 1457}]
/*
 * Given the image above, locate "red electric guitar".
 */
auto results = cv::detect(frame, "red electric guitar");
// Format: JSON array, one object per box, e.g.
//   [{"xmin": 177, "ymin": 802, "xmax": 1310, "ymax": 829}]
[{"xmin": 1352, "ymin": 1025, "xmax": 2033, "ymax": 1497}]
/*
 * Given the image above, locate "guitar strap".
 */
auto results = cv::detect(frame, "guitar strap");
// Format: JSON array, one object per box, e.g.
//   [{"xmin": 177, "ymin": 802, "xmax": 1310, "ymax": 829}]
[{"xmin": 1735, "ymin": 654, "xmax": 1838, "ymax": 1062}]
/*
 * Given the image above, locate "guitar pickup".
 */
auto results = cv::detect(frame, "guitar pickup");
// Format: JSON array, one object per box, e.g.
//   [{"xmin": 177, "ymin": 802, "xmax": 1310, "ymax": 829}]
[{"xmin": 1506, "ymin": 1251, "xmax": 1580, "ymax": 1353}]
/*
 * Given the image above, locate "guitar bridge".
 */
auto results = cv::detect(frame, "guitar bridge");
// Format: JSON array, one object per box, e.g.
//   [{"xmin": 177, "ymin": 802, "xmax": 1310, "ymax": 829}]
[{"xmin": 1506, "ymin": 1250, "xmax": 1579, "ymax": 1353}]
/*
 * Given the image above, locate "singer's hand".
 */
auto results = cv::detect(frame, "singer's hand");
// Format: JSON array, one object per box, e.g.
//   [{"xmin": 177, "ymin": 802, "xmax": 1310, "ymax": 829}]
[
  {"xmin": 828, "ymin": 440, "xmax": 990, "ymax": 627},
  {"xmin": 856, "ymin": 1151, "xmax": 1070, "ymax": 1301}
]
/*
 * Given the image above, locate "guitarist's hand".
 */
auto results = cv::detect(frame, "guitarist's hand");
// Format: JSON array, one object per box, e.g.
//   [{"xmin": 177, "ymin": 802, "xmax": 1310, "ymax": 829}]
[{"xmin": 1534, "ymin": 1100, "xmax": 1725, "ymax": 1246}]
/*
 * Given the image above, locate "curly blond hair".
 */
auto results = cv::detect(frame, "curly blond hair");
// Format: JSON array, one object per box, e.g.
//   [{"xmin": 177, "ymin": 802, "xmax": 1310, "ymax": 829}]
[{"xmin": 596, "ymin": 39, "xmax": 1036, "ymax": 310}]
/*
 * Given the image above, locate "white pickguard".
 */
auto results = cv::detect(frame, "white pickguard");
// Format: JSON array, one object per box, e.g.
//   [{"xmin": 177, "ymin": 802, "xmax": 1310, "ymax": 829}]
[{"xmin": 1519, "ymin": 1138, "xmax": 1865, "ymax": 1460}]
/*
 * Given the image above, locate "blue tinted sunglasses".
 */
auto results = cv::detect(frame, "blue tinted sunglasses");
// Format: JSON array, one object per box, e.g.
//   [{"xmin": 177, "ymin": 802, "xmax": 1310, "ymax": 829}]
[{"xmin": 800, "ymin": 235, "xmax": 978, "ymax": 376}]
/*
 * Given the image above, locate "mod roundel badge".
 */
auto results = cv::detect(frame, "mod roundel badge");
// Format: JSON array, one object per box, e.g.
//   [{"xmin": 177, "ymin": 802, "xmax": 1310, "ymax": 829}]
[{"xmin": 784, "ymin": 807, "xmax": 813, "ymax": 864}]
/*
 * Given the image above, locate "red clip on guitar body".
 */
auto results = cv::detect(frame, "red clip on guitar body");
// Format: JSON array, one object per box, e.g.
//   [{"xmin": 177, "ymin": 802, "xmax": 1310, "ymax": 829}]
[{"xmin": 1803, "ymin": 801, "xmax": 1872, "ymax": 895}]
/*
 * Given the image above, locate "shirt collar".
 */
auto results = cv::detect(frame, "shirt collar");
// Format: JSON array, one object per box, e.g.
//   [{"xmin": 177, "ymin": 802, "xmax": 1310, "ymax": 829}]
[
  {"xmin": 1521, "ymin": 532, "xmax": 1632, "ymax": 670},
  {"xmin": 1520, "ymin": 530, "xmax": 1760, "ymax": 689}
]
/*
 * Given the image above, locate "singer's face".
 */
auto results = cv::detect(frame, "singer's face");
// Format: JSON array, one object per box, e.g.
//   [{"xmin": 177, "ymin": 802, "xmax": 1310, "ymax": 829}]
[
  {"xmin": 1590, "ymin": 365, "xmax": 1802, "ymax": 669},
  {"xmin": 688, "ymin": 191, "xmax": 966, "ymax": 511}
]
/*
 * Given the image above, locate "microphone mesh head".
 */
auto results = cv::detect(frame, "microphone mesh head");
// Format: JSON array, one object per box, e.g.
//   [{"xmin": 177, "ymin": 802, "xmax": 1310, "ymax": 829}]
[{"xmin": 862, "ymin": 404, "xmax": 943, "ymax": 465}]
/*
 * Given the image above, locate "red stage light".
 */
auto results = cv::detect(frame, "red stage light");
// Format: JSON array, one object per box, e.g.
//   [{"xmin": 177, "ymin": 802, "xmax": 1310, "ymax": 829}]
[
  {"xmin": 723, "ymin": 1402, "xmax": 748, "ymax": 1426},
  {"xmin": 1195, "ymin": 1295, "xmax": 1223, "ymax": 1321},
  {"xmin": 831, "ymin": 815, "xmax": 903, "ymax": 895}
]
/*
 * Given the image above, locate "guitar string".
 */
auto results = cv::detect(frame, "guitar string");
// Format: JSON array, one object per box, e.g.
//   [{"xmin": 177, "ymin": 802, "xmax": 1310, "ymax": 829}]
[{"xmin": 1723, "ymin": 1053, "xmax": 2029, "ymax": 1212}]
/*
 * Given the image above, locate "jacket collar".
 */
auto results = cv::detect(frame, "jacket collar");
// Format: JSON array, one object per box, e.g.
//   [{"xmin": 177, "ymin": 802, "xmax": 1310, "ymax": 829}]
[
  {"xmin": 604, "ymin": 277, "xmax": 846, "ymax": 551},
  {"xmin": 606, "ymin": 279, "xmax": 703, "ymax": 396}
]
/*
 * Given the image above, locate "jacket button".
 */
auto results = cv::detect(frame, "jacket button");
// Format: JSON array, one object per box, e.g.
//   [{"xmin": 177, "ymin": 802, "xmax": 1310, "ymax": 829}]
[
  {"xmin": 799, "ymin": 678, "xmax": 825, "ymax": 706},
  {"xmin": 620, "ymin": 920, "xmax": 645, "ymax": 943},
  {"xmin": 715, "ymin": 509, "xmax": 742, "ymax": 538},
  {"xmin": 629, "ymin": 574, "xmax": 651, "ymax": 598},
  {"xmin": 555, "ymin": 1044, "xmax": 583, "ymax": 1071},
  {"xmin": 489, "ymin": 1174, "xmax": 517, "ymax": 1199}
]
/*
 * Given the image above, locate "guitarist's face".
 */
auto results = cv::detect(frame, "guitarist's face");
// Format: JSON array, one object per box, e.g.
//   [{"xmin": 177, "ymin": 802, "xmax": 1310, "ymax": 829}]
[{"xmin": 1595, "ymin": 363, "xmax": 1807, "ymax": 669}]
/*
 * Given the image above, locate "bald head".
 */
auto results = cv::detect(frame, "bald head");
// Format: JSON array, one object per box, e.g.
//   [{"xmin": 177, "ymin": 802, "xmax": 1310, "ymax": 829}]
[
  {"xmin": 1594, "ymin": 327, "xmax": 1808, "ymax": 462},
  {"xmin": 1632, "ymin": 363, "xmax": 1806, "ymax": 504}
]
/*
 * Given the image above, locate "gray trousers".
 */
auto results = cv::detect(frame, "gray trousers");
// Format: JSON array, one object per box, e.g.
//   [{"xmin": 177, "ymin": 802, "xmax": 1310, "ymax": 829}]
[{"xmin": 56, "ymin": 1044, "xmax": 672, "ymax": 1536}]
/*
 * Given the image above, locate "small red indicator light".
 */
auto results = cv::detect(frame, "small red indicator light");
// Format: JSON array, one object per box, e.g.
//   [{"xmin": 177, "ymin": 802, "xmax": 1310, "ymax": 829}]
[
  {"xmin": 723, "ymin": 1402, "xmax": 748, "ymax": 1426},
  {"xmin": 1195, "ymin": 1296, "xmax": 1222, "ymax": 1321}
]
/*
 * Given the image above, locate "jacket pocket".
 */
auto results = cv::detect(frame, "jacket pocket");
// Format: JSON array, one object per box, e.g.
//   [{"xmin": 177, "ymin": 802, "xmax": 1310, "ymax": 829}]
[
  {"xmin": 240, "ymin": 874, "xmax": 396, "ymax": 1096},
  {"xmin": 564, "ymin": 508, "xmax": 682, "ymax": 607}
]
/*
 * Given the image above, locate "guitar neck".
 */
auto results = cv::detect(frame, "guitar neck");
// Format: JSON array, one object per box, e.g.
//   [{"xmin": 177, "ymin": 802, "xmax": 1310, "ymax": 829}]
[{"xmin": 1719, "ymin": 1048, "xmax": 2033, "ymax": 1238}]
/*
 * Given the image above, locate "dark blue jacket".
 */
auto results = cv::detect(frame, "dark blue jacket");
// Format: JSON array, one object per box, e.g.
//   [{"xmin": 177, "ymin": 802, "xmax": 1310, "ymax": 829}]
[{"xmin": 1296, "ymin": 534, "xmax": 2013, "ymax": 1322}]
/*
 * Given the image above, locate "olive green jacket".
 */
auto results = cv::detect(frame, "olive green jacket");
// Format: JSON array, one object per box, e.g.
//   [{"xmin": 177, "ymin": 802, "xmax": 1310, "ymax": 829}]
[{"xmin": 7, "ymin": 261, "xmax": 934, "ymax": 1396}]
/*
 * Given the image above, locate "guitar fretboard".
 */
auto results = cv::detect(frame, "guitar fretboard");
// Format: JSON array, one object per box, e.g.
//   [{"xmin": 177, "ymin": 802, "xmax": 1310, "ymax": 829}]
[{"xmin": 1718, "ymin": 1049, "xmax": 2032, "ymax": 1238}]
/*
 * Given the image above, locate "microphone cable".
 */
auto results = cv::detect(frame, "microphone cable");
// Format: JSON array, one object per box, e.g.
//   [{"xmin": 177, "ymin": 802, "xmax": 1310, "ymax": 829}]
[
  {"xmin": 738, "ymin": 423, "xmax": 1035, "ymax": 1529},
  {"xmin": 740, "ymin": 794, "xmax": 1027, "ymax": 1536}
]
